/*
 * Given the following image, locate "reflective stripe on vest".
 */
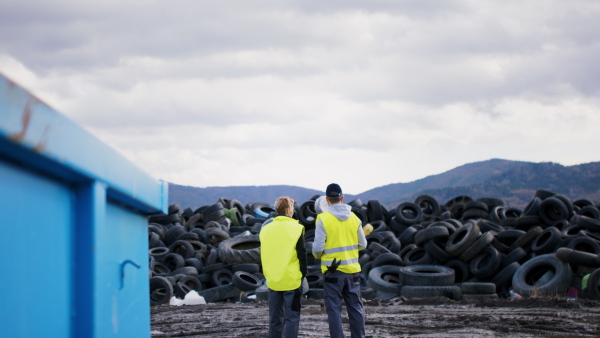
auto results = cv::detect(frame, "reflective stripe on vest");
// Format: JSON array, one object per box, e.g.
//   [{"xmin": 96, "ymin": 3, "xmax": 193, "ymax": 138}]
[
  {"xmin": 259, "ymin": 216, "xmax": 304, "ymax": 291},
  {"xmin": 317, "ymin": 211, "xmax": 361, "ymax": 274}
]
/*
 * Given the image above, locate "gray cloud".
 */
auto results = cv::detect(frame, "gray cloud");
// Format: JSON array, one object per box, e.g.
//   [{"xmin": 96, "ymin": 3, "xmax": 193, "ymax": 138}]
[{"xmin": 1, "ymin": 0, "xmax": 599, "ymax": 194}]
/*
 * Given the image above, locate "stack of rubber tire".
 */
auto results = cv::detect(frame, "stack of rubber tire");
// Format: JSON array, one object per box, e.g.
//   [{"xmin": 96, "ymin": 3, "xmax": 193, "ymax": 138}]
[
  {"xmin": 363, "ymin": 190, "xmax": 600, "ymax": 301},
  {"xmin": 148, "ymin": 198, "xmax": 273, "ymax": 305},
  {"xmin": 148, "ymin": 191, "xmax": 600, "ymax": 305}
]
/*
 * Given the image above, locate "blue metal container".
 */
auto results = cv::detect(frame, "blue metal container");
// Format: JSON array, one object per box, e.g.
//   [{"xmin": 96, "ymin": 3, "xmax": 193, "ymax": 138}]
[{"xmin": 0, "ymin": 74, "xmax": 168, "ymax": 337}]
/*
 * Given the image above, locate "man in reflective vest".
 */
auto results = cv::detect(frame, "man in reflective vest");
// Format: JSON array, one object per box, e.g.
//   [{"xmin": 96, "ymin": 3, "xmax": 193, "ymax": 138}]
[
  {"xmin": 312, "ymin": 183, "xmax": 367, "ymax": 338},
  {"xmin": 260, "ymin": 196, "xmax": 307, "ymax": 338}
]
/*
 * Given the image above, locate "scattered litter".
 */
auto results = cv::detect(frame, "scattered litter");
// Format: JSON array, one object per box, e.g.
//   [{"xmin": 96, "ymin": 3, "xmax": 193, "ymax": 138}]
[{"xmin": 170, "ymin": 291, "xmax": 206, "ymax": 306}]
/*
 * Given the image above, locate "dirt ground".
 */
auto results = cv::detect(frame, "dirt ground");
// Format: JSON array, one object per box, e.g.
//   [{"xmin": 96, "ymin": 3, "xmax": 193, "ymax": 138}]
[{"xmin": 151, "ymin": 297, "xmax": 600, "ymax": 337}]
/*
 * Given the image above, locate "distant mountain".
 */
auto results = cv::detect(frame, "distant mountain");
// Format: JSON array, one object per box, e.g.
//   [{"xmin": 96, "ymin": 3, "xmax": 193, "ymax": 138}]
[
  {"xmin": 409, "ymin": 161, "xmax": 600, "ymax": 208},
  {"xmin": 168, "ymin": 159, "xmax": 600, "ymax": 210},
  {"xmin": 354, "ymin": 159, "xmax": 527, "ymax": 205}
]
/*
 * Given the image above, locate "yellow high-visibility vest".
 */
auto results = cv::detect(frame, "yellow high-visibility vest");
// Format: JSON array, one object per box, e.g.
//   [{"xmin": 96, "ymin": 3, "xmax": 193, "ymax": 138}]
[
  {"xmin": 259, "ymin": 216, "xmax": 304, "ymax": 291},
  {"xmin": 317, "ymin": 212, "xmax": 361, "ymax": 274}
]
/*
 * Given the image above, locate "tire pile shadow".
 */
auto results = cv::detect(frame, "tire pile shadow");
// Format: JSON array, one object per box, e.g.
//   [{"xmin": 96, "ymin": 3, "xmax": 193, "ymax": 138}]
[{"xmin": 151, "ymin": 298, "xmax": 600, "ymax": 337}]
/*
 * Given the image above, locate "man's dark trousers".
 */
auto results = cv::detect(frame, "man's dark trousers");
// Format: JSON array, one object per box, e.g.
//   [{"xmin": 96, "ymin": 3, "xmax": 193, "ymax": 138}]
[
  {"xmin": 268, "ymin": 287, "xmax": 302, "ymax": 338},
  {"xmin": 323, "ymin": 270, "xmax": 365, "ymax": 338}
]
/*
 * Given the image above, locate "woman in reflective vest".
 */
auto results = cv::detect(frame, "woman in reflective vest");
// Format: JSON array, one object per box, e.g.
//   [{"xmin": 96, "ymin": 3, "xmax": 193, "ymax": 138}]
[{"xmin": 260, "ymin": 196, "xmax": 307, "ymax": 338}]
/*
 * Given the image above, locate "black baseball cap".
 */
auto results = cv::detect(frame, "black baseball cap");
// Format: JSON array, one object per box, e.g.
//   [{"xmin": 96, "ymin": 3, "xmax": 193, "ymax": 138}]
[{"xmin": 326, "ymin": 183, "xmax": 343, "ymax": 198}]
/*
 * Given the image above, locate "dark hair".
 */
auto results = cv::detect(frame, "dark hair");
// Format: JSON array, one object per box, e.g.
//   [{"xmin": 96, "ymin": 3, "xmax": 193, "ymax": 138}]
[{"xmin": 327, "ymin": 196, "xmax": 342, "ymax": 204}]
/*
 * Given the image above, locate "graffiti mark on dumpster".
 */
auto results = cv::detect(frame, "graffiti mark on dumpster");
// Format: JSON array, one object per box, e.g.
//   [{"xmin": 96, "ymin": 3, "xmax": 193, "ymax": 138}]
[{"xmin": 10, "ymin": 98, "xmax": 32, "ymax": 142}]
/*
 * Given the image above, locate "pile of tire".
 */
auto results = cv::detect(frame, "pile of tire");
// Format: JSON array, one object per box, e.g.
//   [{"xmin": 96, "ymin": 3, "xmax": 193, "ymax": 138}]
[
  {"xmin": 148, "ymin": 191, "xmax": 600, "ymax": 305},
  {"xmin": 148, "ymin": 198, "xmax": 269, "ymax": 305},
  {"xmin": 361, "ymin": 190, "xmax": 600, "ymax": 300}
]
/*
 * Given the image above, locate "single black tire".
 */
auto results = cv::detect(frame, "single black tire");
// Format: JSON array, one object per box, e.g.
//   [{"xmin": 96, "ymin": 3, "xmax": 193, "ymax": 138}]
[
  {"xmin": 400, "ymin": 265, "xmax": 455, "ymax": 286},
  {"xmin": 462, "ymin": 208, "xmax": 489, "ymax": 220},
  {"xmin": 444, "ymin": 195, "xmax": 473, "ymax": 220},
  {"xmin": 169, "ymin": 266, "xmax": 198, "ymax": 276},
  {"xmin": 348, "ymin": 199, "xmax": 363, "ymax": 208},
  {"xmin": 415, "ymin": 226, "xmax": 449, "ymax": 246},
  {"xmin": 367, "ymin": 199, "xmax": 385, "ymax": 222},
  {"xmin": 205, "ymin": 248, "xmax": 219, "ymax": 266},
  {"xmin": 359, "ymin": 253, "xmax": 371, "ymax": 267},
  {"xmin": 198, "ymin": 284, "xmax": 241, "ymax": 303},
  {"xmin": 469, "ymin": 246, "xmax": 501, "ymax": 279},
  {"xmin": 166, "ymin": 225, "xmax": 187, "ymax": 246},
  {"xmin": 522, "ymin": 197, "xmax": 542, "ymax": 216},
  {"xmin": 184, "ymin": 258, "xmax": 204, "ymax": 273},
  {"xmin": 367, "ymin": 231, "xmax": 401, "ymax": 254},
  {"xmin": 398, "ymin": 244, "xmax": 417, "ymax": 262},
  {"xmin": 501, "ymin": 247, "xmax": 527, "ymax": 269},
  {"xmin": 566, "ymin": 236, "xmax": 600, "ymax": 255},
  {"xmin": 169, "ymin": 240, "xmax": 195, "ymax": 260},
  {"xmin": 150, "ymin": 276, "xmax": 174, "ymax": 305},
  {"xmin": 445, "ymin": 259, "xmax": 471, "ymax": 283},
  {"xmin": 368, "ymin": 241, "xmax": 392, "ymax": 255},
  {"xmin": 461, "ymin": 282, "xmax": 496, "ymax": 295},
  {"xmin": 150, "ymin": 261, "xmax": 170, "ymax": 276},
  {"xmin": 398, "ymin": 226, "xmax": 419, "ymax": 247},
  {"xmin": 515, "ymin": 216, "xmax": 543, "ymax": 231},
  {"xmin": 401, "ymin": 285, "xmax": 462, "ymax": 300},
  {"xmin": 306, "ymin": 270, "xmax": 324, "ymax": 288},
  {"xmin": 149, "ymin": 232, "xmax": 162, "ymax": 248},
  {"xmin": 368, "ymin": 265, "xmax": 403, "ymax": 294},
  {"xmin": 579, "ymin": 206, "xmax": 600, "ymax": 220},
  {"xmin": 372, "ymin": 252, "xmax": 403, "ymax": 267},
  {"xmin": 190, "ymin": 228, "xmax": 209, "ymax": 244},
  {"xmin": 445, "ymin": 222, "xmax": 481, "ymax": 257},
  {"xmin": 299, "ymin": 200, "xmax": 317, "ymax": 226},
  {"xmin": 575, "ymin": 215, "xmax": 600, "ymax": 233},
  {"xmin": 206, "ymin": 227, "xmax": 230, "ymax": 245},
  {"xmin": 389, "ymin": 216, "xmax": 409, "ymax": 233},
  {"xmin": 555, "ymin": 248, "xmax": 600, "ymax": 267},
  {"xmin": 162, "ymin": 253, "xmax": 185, "ymax": 271},
  {"xmin": 149, "ymin": 247, "xmax": 170, "ymax": 261},
  {"xmin": 539, "ymin": 197, "xmax": 569, "ymax": 225},
  {"xmin": 217, "ymin": 235, "xmax": 261, "ymax": 264},
  {"xmin": 423, "ymin": 240, "xmax": 453, "ymax": 264},
  {"xmin": 492, "ymin": 262, "xmax": 520, "ymax": 289},
  {"xmin": 202, "ymin": 262, "xmax": 225, "ymax": 275},
  {"xmin": 212, "ymin": 268, "xmax": 234, "ymax": 287},
  {"xmin": 395, "ymin": 202, "xmax": 423, "ymax": 225},
  {"xmin": 496, "ymin": 229, "xmax": 526, "ymax": 247},
  {"xmin": 403, "ymin": 246, "xmax": 434, "ymax": 266},
  {"xmin": 232, "ymin": 271, "xmax": 262, "ymax": 291},
  {"xmin": 530, "ymin": 227, "xmax": 563, "ymax": 254},
  {"xmin": 510, "ymin": 226, "xmax": 543, "ymax": 251},
  {"xmin": 415, "ymin": 195, "xmax": 441, "ymax": 217},
  {"xmin": 149, "ymin": 223, "xmax": 167, "ymax": 242},
  {"xmin": 490, "ymin": 236, "xmax": 511, "ymax": 254},
  {"xmin": 511, "ymin": 253, "xmax": 573, "ymax": 297},
  {"xmin": 459, "ymin": 231, "xmax": 494, "ymax": 262}
]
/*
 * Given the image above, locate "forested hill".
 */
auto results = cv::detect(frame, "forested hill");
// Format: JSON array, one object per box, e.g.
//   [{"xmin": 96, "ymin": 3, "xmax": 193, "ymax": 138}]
[{"xmin": 168, "ymin": 159, "xmax": 600, "ymax": 209}]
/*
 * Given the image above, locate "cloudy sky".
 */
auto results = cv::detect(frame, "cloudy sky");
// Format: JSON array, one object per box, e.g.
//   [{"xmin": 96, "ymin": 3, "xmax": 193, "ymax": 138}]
[{"xmin": 1, "ymin": 0, "xmax": 599, "ymax": 194}]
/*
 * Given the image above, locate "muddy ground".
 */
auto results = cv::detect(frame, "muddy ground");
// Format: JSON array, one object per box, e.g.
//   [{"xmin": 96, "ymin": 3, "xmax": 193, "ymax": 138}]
[{"xmin": 151, "ymin": 297, "xmax": 600, "ymax": 337}]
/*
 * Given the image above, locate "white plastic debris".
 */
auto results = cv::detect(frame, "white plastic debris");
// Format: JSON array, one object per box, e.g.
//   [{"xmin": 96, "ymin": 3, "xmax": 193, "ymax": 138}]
[{"xmin": 170, "ymin": 291, "xmax": 206, "ymax": 306}]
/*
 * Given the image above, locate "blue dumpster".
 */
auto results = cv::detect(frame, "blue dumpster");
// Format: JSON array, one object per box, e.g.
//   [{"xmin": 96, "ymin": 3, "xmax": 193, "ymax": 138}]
[{"xmin": 0, "ymin": 73, "xmax": 168, "ymax": 337}]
